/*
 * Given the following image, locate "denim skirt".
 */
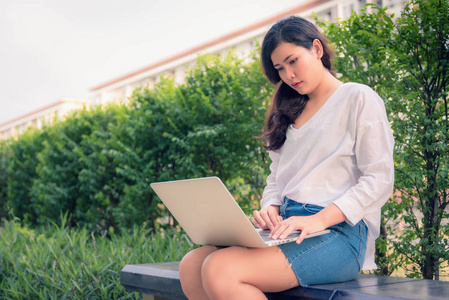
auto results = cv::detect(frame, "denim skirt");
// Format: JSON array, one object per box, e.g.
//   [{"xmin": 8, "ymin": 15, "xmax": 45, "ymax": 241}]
[{"xmin": 278, "ymin": 198, "xmax": 368, "ymax": 286}]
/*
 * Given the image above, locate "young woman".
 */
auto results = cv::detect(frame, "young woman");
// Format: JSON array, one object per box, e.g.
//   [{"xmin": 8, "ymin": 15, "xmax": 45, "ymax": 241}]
[{"xmin": 178, "ymin": 16, "xmax": 394, "ymax": 300}]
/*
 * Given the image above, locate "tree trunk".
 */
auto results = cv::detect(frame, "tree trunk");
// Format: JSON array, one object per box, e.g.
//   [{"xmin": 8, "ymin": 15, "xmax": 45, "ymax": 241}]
[{"xmin": 376, "ymin": 221, "xmax": 389, "ymax": 276}]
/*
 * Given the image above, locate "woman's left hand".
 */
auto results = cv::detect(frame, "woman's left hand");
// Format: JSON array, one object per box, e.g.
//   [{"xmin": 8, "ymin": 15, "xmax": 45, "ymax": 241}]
[
  {"xmin": 269, "ymin": 214, "xmax": 327, "ymax": 244},
  {"xmin": 269, "ymin": 204, "xmax": 346, "ymax": 244}
]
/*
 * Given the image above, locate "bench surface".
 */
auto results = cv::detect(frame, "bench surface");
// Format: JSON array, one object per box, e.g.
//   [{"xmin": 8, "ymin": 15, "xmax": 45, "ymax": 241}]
[{"xmin": 121, "ymin": 262, "xmax": 449, "ymax": 299}]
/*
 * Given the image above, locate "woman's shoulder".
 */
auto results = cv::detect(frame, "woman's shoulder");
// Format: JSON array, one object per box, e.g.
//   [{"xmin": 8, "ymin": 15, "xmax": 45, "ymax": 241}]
[
  {"xmin": 340, "ymin": 82, "xmax": 378, "ymax": 95},
  {"xmin": 340, "ymin": 82, "xmax": 389, "ymax": 125},
  {"xmin": 339, "ymin": 82, "xmax": 384, "ymax": 105}
]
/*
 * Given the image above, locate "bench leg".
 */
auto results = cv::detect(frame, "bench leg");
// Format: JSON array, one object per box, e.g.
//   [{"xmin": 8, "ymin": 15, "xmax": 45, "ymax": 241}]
[{"xmin": 142, "ymin": 293, "xmax": 174, "ymax": 300}]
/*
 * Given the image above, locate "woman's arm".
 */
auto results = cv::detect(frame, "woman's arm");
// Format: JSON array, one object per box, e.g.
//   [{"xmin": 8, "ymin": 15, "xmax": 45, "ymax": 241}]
[
  {"xmin": 253, "ymin": 150, "xmax": 284, "ymax": 230},
  {"xmin": 333, "ymin": 88, "xmax": 395, "ymax": 226},
  {"xmin": 260, "ymin": 150, "xmax": 283, "ymax": 208}
]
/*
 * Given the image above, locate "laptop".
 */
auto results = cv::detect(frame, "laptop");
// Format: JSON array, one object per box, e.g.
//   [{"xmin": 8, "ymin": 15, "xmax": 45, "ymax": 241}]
[{"xmin": 150, "ymin": 176, "xmax": 330, "ymax": 248}]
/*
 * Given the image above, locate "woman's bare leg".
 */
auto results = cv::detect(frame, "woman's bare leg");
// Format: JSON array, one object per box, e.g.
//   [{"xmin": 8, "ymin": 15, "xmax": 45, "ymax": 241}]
[
  {"xmin": 179, "ymin": 245, "xmax": 218, "ymax": 300},
  {"xmin": 201, "ymin": 246, "xmax": 299, "ymax": 300},
  {"xmin": 179, "ymin": 245, "xmax": 299, "ymax": 300}
]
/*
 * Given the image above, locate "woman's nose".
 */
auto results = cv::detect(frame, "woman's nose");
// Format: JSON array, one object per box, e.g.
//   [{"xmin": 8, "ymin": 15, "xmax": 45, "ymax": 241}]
[{"xmin": 286, "ymin": 68, "xmax": 295, "ymax": 79}]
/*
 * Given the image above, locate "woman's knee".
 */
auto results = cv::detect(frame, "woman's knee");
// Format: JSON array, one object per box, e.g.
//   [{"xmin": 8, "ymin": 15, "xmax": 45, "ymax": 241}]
[
  {"xmin": 180, "ymin": 246, "xmax": 216, "ymax": 279},
  {"xmin": 201, "ymin": 248, "xmax": 241, "ymax": 296},
  {"xmin": 179, "ymin": 246, "xmax": 217, "ymax": 297},
  {"xmin": 181, "ymin": 246, "xmax": 215, "ymax": 268}
]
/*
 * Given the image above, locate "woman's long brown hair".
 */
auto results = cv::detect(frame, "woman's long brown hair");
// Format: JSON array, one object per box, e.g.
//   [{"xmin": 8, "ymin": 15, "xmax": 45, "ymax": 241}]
[{"xmin": 260, "ymin": 16, "xmax": 335, "ymax": 151}]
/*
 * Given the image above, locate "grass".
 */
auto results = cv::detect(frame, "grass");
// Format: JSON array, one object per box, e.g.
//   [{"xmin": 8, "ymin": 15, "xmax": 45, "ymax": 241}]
[
  {"xmin": 0, "ymin": 216, "xmax": 194, "ymax": 299},
  {"xmin": 3, "ymin": 215, "xmax": 446, "ymax": 299}
]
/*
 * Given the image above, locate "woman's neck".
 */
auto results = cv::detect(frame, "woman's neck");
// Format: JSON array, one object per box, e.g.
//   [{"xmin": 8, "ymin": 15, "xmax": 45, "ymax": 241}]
[{"xmin": 307, "ymin": 71, "xmax": 342, "ymax": 105}]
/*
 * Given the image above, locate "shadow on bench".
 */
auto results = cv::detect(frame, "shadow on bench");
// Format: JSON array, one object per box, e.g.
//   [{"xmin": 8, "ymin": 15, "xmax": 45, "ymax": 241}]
[{"xmin": 121, "ymin": 262, "xmax": 449, "ymax": 300}]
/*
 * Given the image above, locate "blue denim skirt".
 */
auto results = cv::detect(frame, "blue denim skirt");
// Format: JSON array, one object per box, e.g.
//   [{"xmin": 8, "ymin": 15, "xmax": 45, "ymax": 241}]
[{"xmin": 278, "ymin": 198, "xmax": 368, "ymax": 286}]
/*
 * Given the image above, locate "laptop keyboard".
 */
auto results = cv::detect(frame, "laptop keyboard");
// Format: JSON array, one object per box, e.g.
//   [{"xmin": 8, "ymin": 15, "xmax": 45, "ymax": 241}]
[{"xmin": 259, "ymin": 230, "xmax": 300, "ymax": 242}]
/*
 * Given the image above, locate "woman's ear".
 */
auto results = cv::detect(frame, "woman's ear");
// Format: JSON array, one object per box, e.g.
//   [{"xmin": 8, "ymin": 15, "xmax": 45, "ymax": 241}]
[{"xmin": 312, "ymin": 39, "xmax": 323, "ymax": 59}]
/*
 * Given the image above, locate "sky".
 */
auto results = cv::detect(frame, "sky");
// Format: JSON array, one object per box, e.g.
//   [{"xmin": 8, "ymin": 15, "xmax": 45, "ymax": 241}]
[{"xmin": 0, "ymin": 0, "xmax": 305, "ymax": 125}]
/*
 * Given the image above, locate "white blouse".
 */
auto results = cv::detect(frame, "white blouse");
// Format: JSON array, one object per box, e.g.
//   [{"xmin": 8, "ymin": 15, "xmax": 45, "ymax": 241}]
[{"xmin": 261, "ymin": 82, "xmax": 394, "ymax": 270}]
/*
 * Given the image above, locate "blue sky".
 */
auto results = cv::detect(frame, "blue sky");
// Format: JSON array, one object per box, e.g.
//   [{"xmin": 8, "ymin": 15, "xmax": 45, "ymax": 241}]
[{"xmin": 0, "ymin": 0, "xmax": 304, "ymax": 125}]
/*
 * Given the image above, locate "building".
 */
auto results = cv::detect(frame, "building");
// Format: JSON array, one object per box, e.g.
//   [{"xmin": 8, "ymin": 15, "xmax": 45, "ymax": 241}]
[
  {"xmin": 0, "ymin": 99, "xmax": 89, "ymax": 140},
  {"xmin": 0, "ymin": 0, "xmax": 405, "ymax": 141},
  {"xmin": 88, "ymin": 0, "xmax": 405, "ymax": 106}
]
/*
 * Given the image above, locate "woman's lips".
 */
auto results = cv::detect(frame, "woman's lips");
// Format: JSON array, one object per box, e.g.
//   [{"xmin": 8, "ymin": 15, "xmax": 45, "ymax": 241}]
[{"xmin": 292, "ymin": 81, "xmax": 302, "ymax": 88}]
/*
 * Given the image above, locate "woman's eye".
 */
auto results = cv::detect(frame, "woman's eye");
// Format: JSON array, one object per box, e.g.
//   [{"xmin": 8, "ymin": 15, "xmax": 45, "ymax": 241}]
[
  {"xmin": 289, "ymin": 58, "xmax": 297, "ymax": 65},
  {"xmin": 276, "ymin": 67, "xmax": 284, "ymax": 72}
]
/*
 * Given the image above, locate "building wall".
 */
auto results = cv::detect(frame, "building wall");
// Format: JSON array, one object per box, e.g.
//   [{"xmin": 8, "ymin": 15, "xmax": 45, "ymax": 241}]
[{"xmin": 0, "ymin": 99, "xmax": 89, "ymax": 141}]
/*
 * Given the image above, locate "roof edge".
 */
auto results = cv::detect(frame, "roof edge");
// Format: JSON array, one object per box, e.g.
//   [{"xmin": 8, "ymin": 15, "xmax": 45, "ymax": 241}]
[
  {"xmin": 0, "ymin": 99, "xmax": 88, "ymax": 128},
  {"xmin": 89, "ymin": 0, "xmax": 330, "ymax": 92}
]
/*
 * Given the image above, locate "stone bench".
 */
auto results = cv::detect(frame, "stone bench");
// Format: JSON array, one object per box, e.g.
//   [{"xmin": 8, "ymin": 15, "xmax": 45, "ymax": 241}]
[{"xmin": 120, "ymin": 261, "xmax": 449, "ymax": 299}]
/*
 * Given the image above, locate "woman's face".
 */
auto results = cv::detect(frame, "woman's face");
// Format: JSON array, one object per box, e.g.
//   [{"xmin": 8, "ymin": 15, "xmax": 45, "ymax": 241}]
[{"xmin": 270, "ymin": 41, "xmax": 324, "ymax": 96}]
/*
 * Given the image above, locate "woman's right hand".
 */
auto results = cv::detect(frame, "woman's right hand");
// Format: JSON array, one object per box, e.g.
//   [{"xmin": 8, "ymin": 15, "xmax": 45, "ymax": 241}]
[{"xmin": 251, "ymin": 205, "xmax": 282, "ymax": 231}]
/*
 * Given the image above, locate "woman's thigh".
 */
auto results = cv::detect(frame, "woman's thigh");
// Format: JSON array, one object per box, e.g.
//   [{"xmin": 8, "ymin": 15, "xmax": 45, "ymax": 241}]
[{"xmin": 201, "ymin": 245, "xmax": 299, "ymax": 293}]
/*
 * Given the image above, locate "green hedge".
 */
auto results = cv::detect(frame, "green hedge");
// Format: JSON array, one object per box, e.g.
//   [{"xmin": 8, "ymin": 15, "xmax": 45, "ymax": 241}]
[{"xmin": 0, "ymin": 49, "xmax": 273, "ymax": 232}]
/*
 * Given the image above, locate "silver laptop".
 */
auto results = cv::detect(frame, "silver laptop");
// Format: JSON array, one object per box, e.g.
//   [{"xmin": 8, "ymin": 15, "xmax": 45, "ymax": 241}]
[{"xmin": 151, "ymin": 177, "xmax": 330, "ymax": 248}]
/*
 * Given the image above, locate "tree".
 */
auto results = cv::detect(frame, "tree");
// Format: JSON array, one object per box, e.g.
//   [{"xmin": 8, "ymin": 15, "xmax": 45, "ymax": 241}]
[
  {"xmin": 319, "ymin": 0, "xmax": 449, "ymax": 279},
  {"xmin": 388, "ymin": 0, "xmax": 449, "ymax": 280}
]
